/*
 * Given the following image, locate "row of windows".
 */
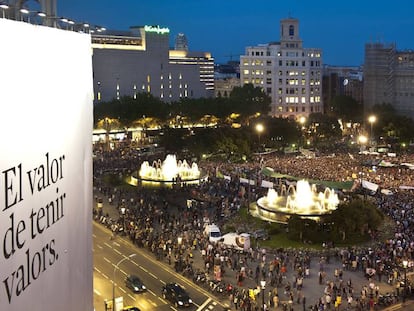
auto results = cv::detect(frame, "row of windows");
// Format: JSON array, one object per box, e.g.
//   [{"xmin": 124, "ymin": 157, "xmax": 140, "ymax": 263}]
[
  {"xmin": 244, "ymin": 77, "xmax": 321, "ymax": 86},
  {"xmin": 243, "ymin": 69, "xmax": 321, "ymax": 77},
  {"xmin": 242, "ymin": 59, "xmax": 322, "ymax": 67},
  {"xmin": 274, "ymin": 105, "xmax": 322, "ymax": 113},
  {"xmin": 245, "ymin": 50, "xmax": 321, "ymax": 60},
  {"xmin": 384, "ymin": 92, "xmax": 414, "ymax": 96}
]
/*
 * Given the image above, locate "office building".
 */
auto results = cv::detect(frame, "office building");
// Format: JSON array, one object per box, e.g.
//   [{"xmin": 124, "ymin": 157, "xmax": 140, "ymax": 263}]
[
  {"xmin": 364, "ymin": 42, "xmax": 414, "ymax": 120},
  {"xmin": 92, "ymin": 25, "xmax": 214, "ymax": 103},
  {"xmin": 322, "ymin": 65, "xmax": 363, "ymax": 114},
  {"xmin": 240, "ymin": 18, "xmax": 323, "ymax": 119}
]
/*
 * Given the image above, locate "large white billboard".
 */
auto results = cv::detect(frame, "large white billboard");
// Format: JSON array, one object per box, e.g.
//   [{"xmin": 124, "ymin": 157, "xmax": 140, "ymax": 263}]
[{"xmin": 0, "ymin": 19, "xmax": 93, "ymax": 311}]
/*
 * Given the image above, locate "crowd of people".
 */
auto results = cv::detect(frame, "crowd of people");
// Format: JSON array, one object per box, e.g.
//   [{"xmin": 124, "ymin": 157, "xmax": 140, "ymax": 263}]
[{"xmin": 93, "ymin": 145, "xmax": 414, "ymax": 310}]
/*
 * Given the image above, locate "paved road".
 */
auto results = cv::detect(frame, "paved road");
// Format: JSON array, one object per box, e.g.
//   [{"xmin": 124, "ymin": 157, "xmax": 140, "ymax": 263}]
[{"xmin": 93, "ymin": 221, "xmax": 229, "ymax": 311}]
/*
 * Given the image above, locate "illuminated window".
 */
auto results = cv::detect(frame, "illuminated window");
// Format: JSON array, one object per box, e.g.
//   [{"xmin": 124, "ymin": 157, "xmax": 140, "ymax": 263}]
[
  {"xmin": 169, "ymin": 73, "xmax": 172, "ymax": 80},
  {"xmin": 161, "ymin": 75, "xmax": 164, "ymax": 80},
  {"xmin": 179, "ymin": 73, "xmax": 182, "ymax": 79},
  {"xmin": 301, "ymin": 97, "xmax": 306, "ymax": 103},
  {"xmin": 310, "ymin": 97, "xmax": 314, "ymax": 103},
  {"xmin": 243, "ymin": 69, "xmax": 249, "ymax": 75},
  {"xmin": 160, "ymin": 92, "xmax": 164, "ymax": 98},
  {"xmin": 161, "ymin": 84, "xmax": 164, "ymax": 89},
  {"xmin": 97, "ymin": 92, "xmax": 101, "ymax": 101},
  {"xmin": 147, "ymin": 75, "xmax": 150, "ymax": 83}
]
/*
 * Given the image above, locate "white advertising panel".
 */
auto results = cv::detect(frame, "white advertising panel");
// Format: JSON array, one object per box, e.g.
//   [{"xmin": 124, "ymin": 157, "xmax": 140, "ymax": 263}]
[{"xmin": 0, "ymin": 19, "xmax": 93, "ymax": 311}]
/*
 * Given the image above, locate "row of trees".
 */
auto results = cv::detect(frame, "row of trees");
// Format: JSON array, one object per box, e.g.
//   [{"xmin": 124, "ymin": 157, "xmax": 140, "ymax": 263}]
[{"xmin": 94, "ymin": 85, "xmax": 414, "ymax": 159}]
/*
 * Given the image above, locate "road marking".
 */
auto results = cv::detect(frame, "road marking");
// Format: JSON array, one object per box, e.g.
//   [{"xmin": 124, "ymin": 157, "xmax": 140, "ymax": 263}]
[
  {"xmin": 148, "ymin": 289, "xmax": 156, "ymax": 296},
  {"xmin": 114, "ymin": 248, "xmax": 122, "ymax": 255},
  {"xmin": 139, "ymin": 266, "xmax": 149, "ymax": 273},
  {"xmin": 148, "ymin": 272, "xmax": 158, "ymax": 279},
  {"xmin": 169, "ymin": 306, "xmax": 178, "ymax": 311},
  {"xmin": 96, "ymin": 244, "xmax": 103, "ymax": 249},
  {"xmin": 196, "ymin": 298, "xmax": 212, "ymax": 310},
  {"xmin": 104, "ymin": 242, "xmax": 112, "ymax": 248},
  {"xmin": 93, "ymin": 234, "xmax": 97, "ymax": 238},
  {"xmin": 113, "ymin": 242, "xmax": 121, "ymax": 247},
  {"xmin": 101, "ymin": 273, "xmax": 109, "ymax": 279},
  {"xmin": 94, "ymin": 289, "xmax": 101, "ymax": 296},
  {"xmin": 127, "ymin": 294, "xmax": 136, "ymax": 301},
  {"xmin": 94, "ymin": 267, "xmax": 101, "ymax": 273},
  {"xmin": 104, "ymin": 257, "xmax": 111, "ymax": 264},
  {"xmin": 119, "ymin": 268, "xmax": 128, "ymax": 276}
]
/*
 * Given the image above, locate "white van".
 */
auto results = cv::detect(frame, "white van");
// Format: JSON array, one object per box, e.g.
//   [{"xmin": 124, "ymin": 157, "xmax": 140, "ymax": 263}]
[
  {"xmin": 203, "ymin": 224, "xmax": 222, "ymax": 242},
  {"xmin": 220, "ymin": 232, "xmax": 251, "ymax": 251}
]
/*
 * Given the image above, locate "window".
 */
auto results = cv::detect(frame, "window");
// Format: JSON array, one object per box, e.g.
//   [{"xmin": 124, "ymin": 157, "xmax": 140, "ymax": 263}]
[{"xmin": 289, "ymin": 25, "xmax": 295, "ymax": 36}]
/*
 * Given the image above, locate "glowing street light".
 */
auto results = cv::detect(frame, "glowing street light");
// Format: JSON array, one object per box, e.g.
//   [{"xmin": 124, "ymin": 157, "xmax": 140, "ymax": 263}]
[
  {"xmin": 368, "ymin": 115, "xmax": 376, "ymax": 146},
  {"xmin": 113, "ymin": 254, "xmax": 136, "ymax": 311},
  {"xmin": 255, "ymin": 123, "xmax": 264, "ymax": 147}
]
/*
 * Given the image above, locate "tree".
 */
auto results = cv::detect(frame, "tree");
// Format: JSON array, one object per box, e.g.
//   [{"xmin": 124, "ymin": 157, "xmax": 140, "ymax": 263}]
[
  {"xmin": 229, "ymin": 84, "xmax": 271, "ymax": 124},
  {"xmin": 330, "ymin": 95, "xmax": 363, "ymax": 122},
  {"xmin": 307, "ymin": 113, "xmax": 342, "ymax": 147}
]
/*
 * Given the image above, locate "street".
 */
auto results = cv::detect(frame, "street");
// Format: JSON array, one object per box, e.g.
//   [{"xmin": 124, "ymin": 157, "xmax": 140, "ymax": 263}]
[{"xmin": 93, "ymin": 221, "xmax": 228, "ymax": 311}]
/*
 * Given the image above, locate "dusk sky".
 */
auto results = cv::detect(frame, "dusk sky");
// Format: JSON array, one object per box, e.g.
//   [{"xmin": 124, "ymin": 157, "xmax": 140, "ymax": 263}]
[{"xmin": 56, "ymin": 0, "xmax": 414, "ymax": 66}]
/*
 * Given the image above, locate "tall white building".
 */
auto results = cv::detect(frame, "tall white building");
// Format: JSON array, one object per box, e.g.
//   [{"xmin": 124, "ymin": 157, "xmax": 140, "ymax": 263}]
[{"xmin": 240, "ymin": 18, "xmax": 323, "ymax": 118}]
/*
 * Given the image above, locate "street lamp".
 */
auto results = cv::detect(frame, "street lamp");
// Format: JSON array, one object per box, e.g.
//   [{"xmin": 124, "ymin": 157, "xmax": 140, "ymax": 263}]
[
  {"xmin": 260, "ymin": 280, "xmax": 266, "ymax": 311},
  {"xmin": 403, "ymin": 259, "xmax": 408, "ymax": 303},
  {"xmin": 120, "ymin": 206, "xmax": 126, "ymax": 235},
  {"xmin": 0, "ymin": 3, "xmax": 9, "ymax": 18},
  {"xmin": 256, "ymin": 123, "xmax": 264, "ymax": 149},
  {"xmin": 368, "ymin": 115, "xmax": 376, "ymax": 146},
  {"xmin": 113, "ymin": 254, "xmax": 136, "ymax": 311}
]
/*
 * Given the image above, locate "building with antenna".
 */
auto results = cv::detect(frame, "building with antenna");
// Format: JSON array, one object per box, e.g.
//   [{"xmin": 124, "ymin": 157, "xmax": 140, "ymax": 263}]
[
  {"xmin": 240, "ymin": 17, "xmax": 323, "ymax": 119},
  {"xmin": 363, "ymin": 42, "xmax": 414, "ymax": 120}
]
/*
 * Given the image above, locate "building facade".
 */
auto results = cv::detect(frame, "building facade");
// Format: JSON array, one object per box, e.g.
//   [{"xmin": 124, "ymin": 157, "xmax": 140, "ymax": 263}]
[
  {"xmin": 92, "ymin": 25, "xmax": 214, "ymax": 103},
  {"xmin": 240, "ymin": 18, "xmax": 323, "ymax": 119},
  {"xmin": 322, "ymin": 65, "xmax": 363, "ymax": 114},
  {"xmin": 364, "ymin": 42, "xmax": 414, "ymax": 120}
]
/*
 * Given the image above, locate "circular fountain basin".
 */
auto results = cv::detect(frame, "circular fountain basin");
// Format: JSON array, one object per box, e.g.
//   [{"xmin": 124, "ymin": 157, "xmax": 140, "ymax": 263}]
[
  {"xmin": 129, "ymin": 154, "xmax": 207, "ymax": 187},
  {"xmin": 253, "ymin": 180, "xmax": 340, "ymax": 223}
]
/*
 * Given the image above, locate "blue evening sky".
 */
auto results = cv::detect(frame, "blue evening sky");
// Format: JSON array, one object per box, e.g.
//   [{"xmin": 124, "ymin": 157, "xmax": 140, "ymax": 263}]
[{"xmin": 56, "ymin": 0, "xmax": 414, "ymax": 66}]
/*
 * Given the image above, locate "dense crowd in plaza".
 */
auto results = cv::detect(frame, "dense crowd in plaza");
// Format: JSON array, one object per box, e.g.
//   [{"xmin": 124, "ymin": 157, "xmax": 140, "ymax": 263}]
[{"xmin": 93, "ymin": 145, "xmax": 414, "ymax": 310}]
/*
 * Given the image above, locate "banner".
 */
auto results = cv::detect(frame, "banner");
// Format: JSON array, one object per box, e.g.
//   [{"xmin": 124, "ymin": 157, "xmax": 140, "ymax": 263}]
[{"xmin": 0, "ymin": 19, "xmax": 93, "ymax": 311}]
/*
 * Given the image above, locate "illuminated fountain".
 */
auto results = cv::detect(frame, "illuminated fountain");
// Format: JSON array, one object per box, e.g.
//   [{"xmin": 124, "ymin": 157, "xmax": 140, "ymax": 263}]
[
  {"xmin": 129, "ymin": 154, "xmax": 205, "ymax": 187},
  {"xmin": 254, "ymin": 179, "xmax": 340, "ymax": 223}
]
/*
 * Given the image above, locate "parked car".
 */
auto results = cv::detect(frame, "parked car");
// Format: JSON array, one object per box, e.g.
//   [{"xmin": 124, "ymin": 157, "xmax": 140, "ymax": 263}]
[
  {"xmin": 125, "ymin": 275, "xmax": 146, "ymax": 293},
  {"xmin": 122, "ymin": 307, "xmax": 140, "ymax": 311},
  {"xmin": 162, "ymin": 283, "xmax": 193, "ymax": 307},
  {"xmin": 252, "ymin": 229, "xmax": 270, "ymax": 240}
]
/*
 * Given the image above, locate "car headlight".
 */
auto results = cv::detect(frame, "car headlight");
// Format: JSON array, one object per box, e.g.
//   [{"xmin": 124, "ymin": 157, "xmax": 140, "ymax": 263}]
[
  {"xmin": 178, "ymin": 301, "xmax": 184, "ymax": 305},
  {"xmin": 188, "ymin": 299, "xmax": 193, "ymax": 304},
  {"xmin": 134, "ymin": 287, "xmax": 139, "ymax": 291},
  {"xmin": 142, "ymin": 285, "xmax": 146, "ymax": 289}
]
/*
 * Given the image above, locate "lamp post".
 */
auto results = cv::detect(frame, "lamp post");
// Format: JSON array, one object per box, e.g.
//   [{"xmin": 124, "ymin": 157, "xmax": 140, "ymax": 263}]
[
  {"xmin": 299, "ymin": 116, "xmax": 306, "ymax": 148},
  {"xmin": 113, "ymin": 254, "xmax": 136, "ymax": 311},
  {"xmin": 256, "ymin": 123, "xmax": 264, "ymax": 150},
  {"xmin": 403, "ymin": 259, "xmax": 408, "ymax": 303},
  {"xmin": 260, "ymin": 280, "xmax": 266, "ymax": 311},
  {"xmin": 368, "ymin": 115, "xmax": 376, "ymax": 147},
  {"xmin": 120, "ymin": 206, "xmax": 126, "ymax": 235},
  {"xmin": 0, "ymin": 3, "xmax": 9, "ymax": 18}
]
